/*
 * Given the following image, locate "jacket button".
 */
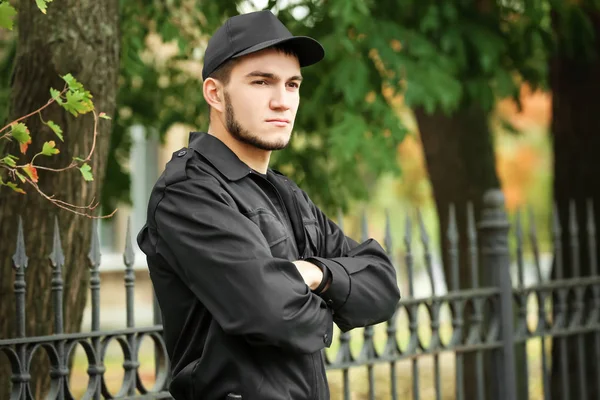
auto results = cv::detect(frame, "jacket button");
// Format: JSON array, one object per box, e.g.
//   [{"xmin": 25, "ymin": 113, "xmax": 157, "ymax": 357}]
[
  {"xmin": 327, "ymin": 299, "xmax": 334, "ymax": 307},
  {"xmin": 323, "ymin": 333, "xmax": 329, "ymax": 343},
  {"xmin": 177, "ymin": 150, "xmax": 187, "ymax": 157}
]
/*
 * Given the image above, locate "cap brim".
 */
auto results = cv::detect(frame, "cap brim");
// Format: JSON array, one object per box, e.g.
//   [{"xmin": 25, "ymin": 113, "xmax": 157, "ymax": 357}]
[{"xmin": 232, "ymin": 36, "xmax": 325, "ymax": 67}]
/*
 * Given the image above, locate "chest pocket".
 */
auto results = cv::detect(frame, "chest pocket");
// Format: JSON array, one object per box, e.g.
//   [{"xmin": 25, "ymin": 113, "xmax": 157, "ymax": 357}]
[
  {"xmin": 243, "ymin": 208, "xmax": 293, "ymax": 259},
  {"xmin": 303, "ymin": 219, "xmax": 322, "ymax": 258},
  {"xmin": 289, "ymin": 187, "xmax": 322, "ymax": 258}
]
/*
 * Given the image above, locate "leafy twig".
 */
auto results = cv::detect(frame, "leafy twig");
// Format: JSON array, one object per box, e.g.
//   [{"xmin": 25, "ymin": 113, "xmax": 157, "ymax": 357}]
[
  {"xmin": 15, "ymin": 109, "xmax": 100, "ymax": 172},
  {"xmin": 0, "ymin": 86, "xmax": 68, "ymax": 140},
  {"xmin": 14, "ymin": 172, "xmax": 117, "ymax": 219}
]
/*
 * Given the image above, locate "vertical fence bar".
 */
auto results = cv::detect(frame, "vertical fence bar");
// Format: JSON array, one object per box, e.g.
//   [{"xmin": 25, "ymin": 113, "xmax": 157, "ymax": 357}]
[
  {"xmin": 49, "ymin": 217, "xmax": 66, "ymax": 399},
  {"xmin": 88, "ymin": 219, "xmax": 103, "ymax": 399},
  {"xmin": 13, "ymin": 217, "xmax": 28, "ymax": 338},
  {"xmin": 552, "ymin": 203, "xmax": 570, "ymax": 400},
  {"xmin": 514, "ymin": 210, "xmax": 530, "ymax": 399},
  {"xmin": 528, "ymin": 207, "xmax": 551, "ymax": 400},
  {"xmin": 478, "ymin": 190, "xmax": 516, "ymax": 400},
  {"xmin": 586, "ymin": 199, "xmax": 600, "ymax": 398},
  {"xmin": 125, "ymin": 218, "xmax": 136, "ymax": 329},
  {"xmin": 124, "ymin": 217, "xmax": 138, "ymax": 396},
  {"xmin": 568, "ymin": 201, "xmax": 588, "ymax": 400},
  {"xmin": 515, "ymin": 210, "xmax": 525, "ymax": 285},
  {"xmin": 447, "ymin": 204, "xmax": 464, "ymax": 400},
  {"xmin": 383, "ymin": 210, "xmax": 399, "ymax": 400},
  {"xmin": 417, "ymin": 209, "xmax": 438, "ymax": 400},
  {"xmin": 12, "ymin": 217, "xmax": 29, "ymax": 400},
  {"xmin": 153, "ymin": 288, "xmax": 164, "ymax": 384},
  {"xmin": 408, "ymin": 213, "xmax": 420, "ymax": 400},
  {"xmin": 466, "ymin": 203, "xmax": 485, "ymax": 400},
  {"xmin": 359, "ymin": 211, "xmax": 376, "ymax": 400},
  {"xmin": 336, "ymin": 210, "xmax": 352, "ymax": 400}
]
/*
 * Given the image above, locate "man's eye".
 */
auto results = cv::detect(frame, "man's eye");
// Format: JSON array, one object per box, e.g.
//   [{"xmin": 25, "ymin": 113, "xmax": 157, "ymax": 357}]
[
  {"xmin": 253, "ymin": 80, "xmax": 267, "ymax": 85},
  {"xmin": 288, "ymin": 82, "xmax": 300, "ymax": 89}
]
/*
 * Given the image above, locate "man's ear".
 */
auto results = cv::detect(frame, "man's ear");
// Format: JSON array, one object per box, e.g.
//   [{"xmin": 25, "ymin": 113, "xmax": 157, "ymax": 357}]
[{"xmin": 203, "ymin": 78, "xmax": 225, "ymax": 113}]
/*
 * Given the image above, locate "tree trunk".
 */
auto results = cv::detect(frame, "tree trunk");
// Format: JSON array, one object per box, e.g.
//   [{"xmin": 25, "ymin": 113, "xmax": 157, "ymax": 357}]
[
  {"xmin": 0, "ymin": 1, "xmax": 119, "ymax": 398},
  {"xmin": 549, "ymin": 7, "xmax": 600, "ymax": 400},
  {"xmin": 415, "ymin": 104, "xmax": 516, "ymax": 399}
]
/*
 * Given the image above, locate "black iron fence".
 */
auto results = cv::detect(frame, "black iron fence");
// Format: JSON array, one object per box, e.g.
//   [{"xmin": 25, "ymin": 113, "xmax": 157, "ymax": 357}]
[{"xmin": 1, "ymin": 188, "xmax": 600, "ymax": 399}]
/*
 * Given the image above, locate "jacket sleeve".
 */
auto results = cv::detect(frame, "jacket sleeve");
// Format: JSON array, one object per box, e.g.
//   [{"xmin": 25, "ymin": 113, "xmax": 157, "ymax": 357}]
[
  {"xmin": 308, "ymin": 201, "xmax": 401, "ymax": 333},
  {"xmin": 152, "ymin": 178, "xmax": 333, "ymax": 353}
]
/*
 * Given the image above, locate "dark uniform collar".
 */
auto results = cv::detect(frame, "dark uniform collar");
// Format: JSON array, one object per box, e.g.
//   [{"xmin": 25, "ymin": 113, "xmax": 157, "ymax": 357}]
[{"xmin": 188, "ymin": 131, "xmax": 252, "ymax": 181}]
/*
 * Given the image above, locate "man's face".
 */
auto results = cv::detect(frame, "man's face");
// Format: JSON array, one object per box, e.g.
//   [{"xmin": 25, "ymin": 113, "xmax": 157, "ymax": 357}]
[{"xmin": 222, "ymin": 48, "xmax": 302, "ymax": 151}]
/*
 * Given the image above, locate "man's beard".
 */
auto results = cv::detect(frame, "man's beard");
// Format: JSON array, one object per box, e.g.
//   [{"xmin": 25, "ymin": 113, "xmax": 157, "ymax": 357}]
[{"xmin": 224, "ymin": 91, "xmax": 290, "ymax": 151}]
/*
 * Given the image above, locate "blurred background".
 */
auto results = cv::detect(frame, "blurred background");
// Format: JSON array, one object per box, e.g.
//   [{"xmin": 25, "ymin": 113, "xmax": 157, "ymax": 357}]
[{"xmin": 0, "ymin": 0, "xmax": 598, "ymax": 399}]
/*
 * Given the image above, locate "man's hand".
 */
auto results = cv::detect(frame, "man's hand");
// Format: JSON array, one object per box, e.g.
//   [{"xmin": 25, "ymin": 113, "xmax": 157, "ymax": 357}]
[{"xmin": 292, "ymin": 260, "xmax": 324, "ymax": 290}]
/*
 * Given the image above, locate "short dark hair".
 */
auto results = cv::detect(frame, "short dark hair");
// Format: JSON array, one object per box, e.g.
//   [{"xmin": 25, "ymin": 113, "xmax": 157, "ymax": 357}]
[{"xmin": 206, "ymin": 44, "xmax": 299, "ymax": 117}]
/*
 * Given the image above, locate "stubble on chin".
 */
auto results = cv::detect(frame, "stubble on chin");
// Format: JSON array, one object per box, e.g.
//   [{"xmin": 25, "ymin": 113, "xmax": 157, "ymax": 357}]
[{"xmin": 224, "ymin": 92, "xmax": 291, "ymax": 151}]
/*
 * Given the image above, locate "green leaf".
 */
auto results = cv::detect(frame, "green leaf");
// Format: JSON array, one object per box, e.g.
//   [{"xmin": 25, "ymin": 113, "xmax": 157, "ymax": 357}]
[
  {"xmin": 99, "ymin": 112, "xmax": 111, "ymax": 120},
  {"xmin": 50, "ymin": 88, "xmax": 63, "ymax": 104},
  {"xmin": 1, "ymin": 155, "xmax": 17, "ymax": 167},
  {"xmin": 36, "ymin": 0, "xmax": 53, "ymax": 14},
  {"xmin": 41, "ymin": 141, "xmax": 60, "ymax": 156},
  {"xmin": 15, "ymin": 171, "xmax": 26, "ymax": 183},
  {"xmin": 1, "ymin": 180, "xmax": 26, "ymax": 194},
  {"xmin": 0, "ymin": 2, "xmax": 17, "ymax": 30},
  {"xmin": 79, "ymin": 163, "xmax": 94, "ymax": 181},
  {"xmin": 63, "ymin": 89, "xmax": 94, "ymax": 116},
  {"xmin": 10, "ymin": 123, "xmax": 31, "ymax": 145},
  {"xmin": 46, "ymin": 120, "xmax": 64, "ymax": 141},
  {"xmin": 62, "ymin": 73, "xmax": 84, "ymax": 92},
  {"xmin": 73, "ymin": 156, "xmax": 86, "ymax": 162}
]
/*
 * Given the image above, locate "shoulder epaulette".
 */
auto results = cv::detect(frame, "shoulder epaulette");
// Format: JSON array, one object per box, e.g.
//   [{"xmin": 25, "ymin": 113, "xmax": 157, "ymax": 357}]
[{"xmin": 164, "ymin": 148, "xmax": 193, "ymax": 185}]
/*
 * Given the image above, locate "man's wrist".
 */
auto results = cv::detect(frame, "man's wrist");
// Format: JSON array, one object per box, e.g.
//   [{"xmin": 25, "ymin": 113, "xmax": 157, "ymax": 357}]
[{"xmin": 305, "ymin": 257, "xmax": 331, "ymax": 294}]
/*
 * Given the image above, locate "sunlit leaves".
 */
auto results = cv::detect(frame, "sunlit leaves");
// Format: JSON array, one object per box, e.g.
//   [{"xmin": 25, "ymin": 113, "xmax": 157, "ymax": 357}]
[
  {"xmin": 10, "ymin": 123, "xmax": 32, "ymax": 154},
  {"xmin": 50, "ymin": 88, "xmax": 61, "ymax": 103},
  {"xmin": 50, "ymin": 74, "xmax": 94, "ymax": 116},
  {"xmin": 1, "ymin": 69, "xmax": 97, "ymax": 206},
  {"xmin": 0, "ymin": 178, "xmax": 25, "ymax": 194},
  {"xmin": 1, "ymin": 155, "xmax": 17, "ymax": 167},
  {"xmin": 79, "ymin": 164, "xmax": 94, "ymax": 181},
  {"xmin": 36, "ymin": 0, "xmax": 53, "ymax": 14},
  {"xmin": 46, "ymin": 121, "xmax": 64, "ymax": 141},
  {"xmin": 0, "ymin": 2, "xmax": 17, "ymax": 30},
  {"xmin": 41, "ymin": 141, "xmax": 60, "ymax": 156},
  {"xmin": 15, "ymin": 171, "xmax": 25, "ymax": 183},
  {"xmin": 106, "ymin": 0, "xmax": 557, "ymax": 212}
]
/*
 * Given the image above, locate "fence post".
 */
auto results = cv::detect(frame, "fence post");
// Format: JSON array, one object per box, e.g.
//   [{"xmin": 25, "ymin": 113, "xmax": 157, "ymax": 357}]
[{"xmin": 479, "ymin": 189, "xmax": 517, "ymax": 400}]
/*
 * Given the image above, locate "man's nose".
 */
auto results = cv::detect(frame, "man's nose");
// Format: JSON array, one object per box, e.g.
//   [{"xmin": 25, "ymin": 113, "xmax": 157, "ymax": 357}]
[{"xmin": 269, "ymin": 85, "xmax": 292, "ymax": 111}]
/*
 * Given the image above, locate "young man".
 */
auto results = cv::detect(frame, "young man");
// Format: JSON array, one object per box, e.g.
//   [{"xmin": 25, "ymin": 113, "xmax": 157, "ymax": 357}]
[{"xmin": 137, "ymin": 10, "xmax": 400, "ymax": 400}]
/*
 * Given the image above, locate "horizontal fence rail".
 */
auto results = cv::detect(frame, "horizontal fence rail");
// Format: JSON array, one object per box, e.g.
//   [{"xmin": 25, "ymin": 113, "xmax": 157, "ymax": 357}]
[{"xmin": 1, "ymin": 189, "xmax": 600, "ymax": 399}]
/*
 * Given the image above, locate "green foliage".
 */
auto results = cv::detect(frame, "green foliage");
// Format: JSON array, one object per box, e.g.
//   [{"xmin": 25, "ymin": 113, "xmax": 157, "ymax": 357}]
[
  {"xmin": 1, "ymin": 154, "xmax": 16, "ymax": 167},
  {"xmin": 362, "ymin": 1, "xmax": 552, "ymax": 113},
  {"xmin": 98, "ymin": 0, "xmax": 597, "ymax": 214},
  {"xmin": 0, "ymin": 70, "xmax": 107, "ymax": 213},
  {"xmin": 53, "ymin": 74, "xmax": 94, "ymax": 116},
  {"xmin": 36, "ymin": 0, "xmax": 53, "ymax": 14},
  {"xmin": 10, "ymin": 123, "xmax": 31, "ymax": 148},
  {"xmin": 550, "ymin": 0, "xmax": 600, "ymax": 61},
  {"xmin": 0, "ymin": 176, "xmax": 25, "ymax": 194},
  {"xmin": 79, "ymin": 163, "xmax": 93, "ymax": 181},
  {"xmin": 41, "ymin": 140, "xmax": 59, "ymax": 156},
  {"xmin": 0, "ymin": 2, "xmax": 16, "ymax": 30},
  {"xmin": 46, "ymin": 121, "xmax": 64, "ymax": 141},
  {"xmin": 105, "ymin": 1, "xmax": 407, "ymax": 213}
]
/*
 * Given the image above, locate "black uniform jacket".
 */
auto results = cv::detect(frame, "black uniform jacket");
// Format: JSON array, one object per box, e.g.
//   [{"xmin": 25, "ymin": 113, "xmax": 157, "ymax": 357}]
[{"xmin": 137, "ymin": 131, "xmax": 401, "ymax": 400}]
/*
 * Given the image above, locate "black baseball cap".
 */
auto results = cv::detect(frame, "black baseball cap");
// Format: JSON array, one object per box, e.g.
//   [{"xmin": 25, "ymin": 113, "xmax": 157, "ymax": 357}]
[{"xmin": 202, "ymin": 10, "xmax": 325, "ymax": 81}]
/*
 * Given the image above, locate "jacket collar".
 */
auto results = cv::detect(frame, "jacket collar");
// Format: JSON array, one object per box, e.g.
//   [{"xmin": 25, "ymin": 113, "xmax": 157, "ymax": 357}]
[{"xmin": 188, "ymin": 131, "xmax": 252, "ymax": 181}]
